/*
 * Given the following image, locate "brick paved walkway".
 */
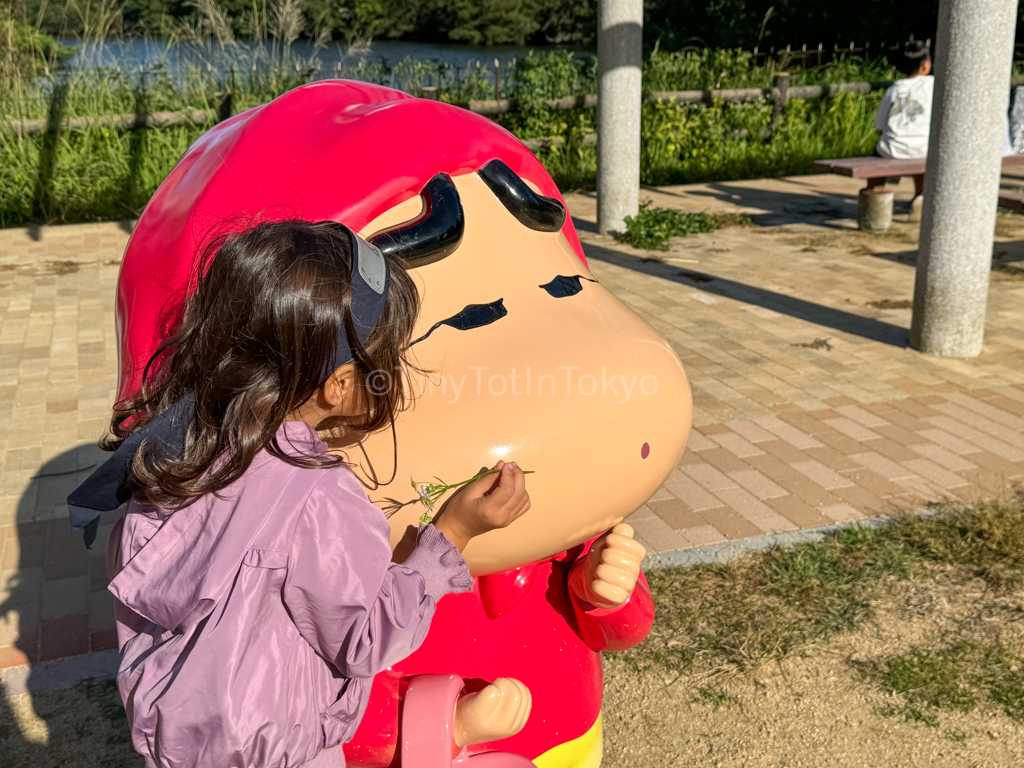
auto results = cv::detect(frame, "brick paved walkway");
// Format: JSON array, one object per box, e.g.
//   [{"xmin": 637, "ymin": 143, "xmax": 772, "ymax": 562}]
[
  {"xmin": 0, "ymin": 223, "xmax": 124, "ymax": 668},
  {"xmin": 570, "ymin": 174, "xmax": 1024, "ymax": 551},
  {"xmin": 4, "ymin": 173, "xmax": 1024, "ymax": 671}
]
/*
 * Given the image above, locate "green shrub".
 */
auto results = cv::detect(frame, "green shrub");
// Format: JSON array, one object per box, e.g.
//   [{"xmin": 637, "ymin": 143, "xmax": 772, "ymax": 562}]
[{"xmin": 614, "ymin": 201, "xmax": 750, "ymax": 250}]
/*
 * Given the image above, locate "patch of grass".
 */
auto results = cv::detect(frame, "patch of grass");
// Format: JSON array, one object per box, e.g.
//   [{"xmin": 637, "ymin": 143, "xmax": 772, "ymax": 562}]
[
  {"xmin": 878, "ymin": 703, "xmax": 941, "ymax": 728},
  {"xmin": 614, "ymin": 201, "xmax": 750, "ymax": 250},
  {"xmin": 627, "ymin": 523, "xmax": 913, "ymax": 675},
  {"xmin": 977, "ymin": 644, "xmax": 1024, "ymax": 720},
  {"xmin": 891, "ymin": 495, "xmax": 1024, "ymax": 588},
  {"xmin": 868, "ymin": 641, "xmax": 1024, "ymax": 728},
  {"xmin": 691, "ymin": 685, "xmax": 740, "ymax": 710},
  {"xmin": 870, "ymin": 645, "xmax": 979, "ymax": 716},
  {"xmin": 1, "ymin": 678, "xmax": 137, "ymax": 768},
  {"xmin": 628, "ymin": 495, "xmax": 1024, "ymax": 679}
]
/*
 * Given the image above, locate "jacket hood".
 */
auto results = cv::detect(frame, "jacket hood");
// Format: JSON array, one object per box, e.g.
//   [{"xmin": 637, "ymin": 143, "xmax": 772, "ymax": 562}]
[{"xmin": 108, "ymin": 422, "xmax": 327, "ymax": 632}]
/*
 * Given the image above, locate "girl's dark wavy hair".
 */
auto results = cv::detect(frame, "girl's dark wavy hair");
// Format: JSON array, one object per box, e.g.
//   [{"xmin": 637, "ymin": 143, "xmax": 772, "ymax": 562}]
[{"xmin": 101, "ymin": 219, "xmax": 420, "ymax": 509}]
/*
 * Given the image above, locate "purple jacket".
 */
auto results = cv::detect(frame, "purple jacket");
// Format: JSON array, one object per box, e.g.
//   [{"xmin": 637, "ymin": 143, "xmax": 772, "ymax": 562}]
[{"xmin": 106, "ymin": 421, "xmax": 473, "ymax": 768}]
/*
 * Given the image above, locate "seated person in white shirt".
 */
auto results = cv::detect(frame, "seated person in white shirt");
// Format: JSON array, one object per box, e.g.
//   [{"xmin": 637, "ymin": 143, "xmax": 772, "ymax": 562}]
[{"xmin": 873, "ymin": 41, "xmax": 933, "ymax": 208}]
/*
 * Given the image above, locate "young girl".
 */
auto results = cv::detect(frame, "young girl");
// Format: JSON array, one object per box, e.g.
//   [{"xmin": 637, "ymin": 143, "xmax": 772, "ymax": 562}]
[{"xmin": 70, "ymin": 220, "xmax": 530, "ymax": 768}]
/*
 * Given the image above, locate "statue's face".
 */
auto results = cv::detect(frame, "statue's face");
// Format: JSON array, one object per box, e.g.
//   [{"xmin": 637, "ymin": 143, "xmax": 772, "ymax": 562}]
[
  {"xmin": 113, "ymin": 81, "xmax": 688, "ymax": 577},
  {"xmin": 350, "ymin": 171, "xmax": 692, "ymax": 575}
]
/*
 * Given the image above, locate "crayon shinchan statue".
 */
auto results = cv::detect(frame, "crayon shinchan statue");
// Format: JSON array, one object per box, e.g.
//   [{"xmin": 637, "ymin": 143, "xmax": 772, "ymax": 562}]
[{"xmin": 113, "ymin": 81, "xmax": 692, "ymax": 768}]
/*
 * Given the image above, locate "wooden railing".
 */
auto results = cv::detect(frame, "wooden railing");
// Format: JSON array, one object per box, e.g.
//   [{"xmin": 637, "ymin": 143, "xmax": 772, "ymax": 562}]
[
  {"xmin": 2, "ymin": 77, "xmax": 891, "ymax": 137},
  {"xmin": 9, "ymin": 75, "xmax": 1024, "ymax": 140}
]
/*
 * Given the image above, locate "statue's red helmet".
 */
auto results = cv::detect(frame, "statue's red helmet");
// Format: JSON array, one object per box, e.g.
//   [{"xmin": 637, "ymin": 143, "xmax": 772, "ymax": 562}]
[{"xmin": 116, "ymin": 80, "xmax": 583, "ymax": 399}]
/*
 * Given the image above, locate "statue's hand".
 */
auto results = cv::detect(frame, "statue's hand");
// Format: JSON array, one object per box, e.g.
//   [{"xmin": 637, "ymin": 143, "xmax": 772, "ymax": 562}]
[
  {"xmin": 570, "ymin": 523, "xmax": 646, "ymax": 609},
  {"xmin": 453, "ymin": 678, "xmax": 532, "ymax": 747}
]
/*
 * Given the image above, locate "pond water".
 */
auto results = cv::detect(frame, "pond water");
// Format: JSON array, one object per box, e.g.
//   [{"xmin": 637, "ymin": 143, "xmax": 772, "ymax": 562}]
[{"xmin": 60, "ymin": 37, "xmax": 589, "ymax": 82}]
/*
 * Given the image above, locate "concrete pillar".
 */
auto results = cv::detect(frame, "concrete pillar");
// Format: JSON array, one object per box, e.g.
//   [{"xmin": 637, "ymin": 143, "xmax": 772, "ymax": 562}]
[
  {"xmin": 596, "ymin": 0, "xmax": 643, "ymax": 234},
  {"xmin": 910, "ymin": 0, "xmax": 1018, "ymax": 356}
]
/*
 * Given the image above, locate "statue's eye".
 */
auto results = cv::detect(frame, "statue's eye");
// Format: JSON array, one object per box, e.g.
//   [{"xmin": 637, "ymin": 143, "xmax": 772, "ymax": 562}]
[
  {"xmin": 410, "ymin": 299, "xmax": 508, "ymax": 346},
  {"xmin": 540, "ymin": 275, "xmax": 597, "ymax": 298}
]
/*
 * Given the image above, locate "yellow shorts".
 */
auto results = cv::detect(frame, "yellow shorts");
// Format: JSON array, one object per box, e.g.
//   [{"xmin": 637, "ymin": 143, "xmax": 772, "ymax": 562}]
[{"xmin": 532, "ymin": 715, "xmax": 602, "ymax": 768}]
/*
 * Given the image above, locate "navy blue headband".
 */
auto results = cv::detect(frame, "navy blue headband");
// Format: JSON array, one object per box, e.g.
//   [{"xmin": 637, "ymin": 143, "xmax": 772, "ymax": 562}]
[{"xmin": 68, "ymin": 228, "xmax": 390, "ymax": 547}]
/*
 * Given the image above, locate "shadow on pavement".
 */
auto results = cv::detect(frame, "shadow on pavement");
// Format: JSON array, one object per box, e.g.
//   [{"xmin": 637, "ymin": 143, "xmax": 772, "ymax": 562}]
[
  {"xmin": 584, "ymin": 240, "xmax": 910, "ymax": 348},
  {"xmin": 1, "ymin": 445, "xmax": 132, "ymax": 767},
  {"xmin": 672, "ymin": 180, "xmax": 859, "ymax": 229}
]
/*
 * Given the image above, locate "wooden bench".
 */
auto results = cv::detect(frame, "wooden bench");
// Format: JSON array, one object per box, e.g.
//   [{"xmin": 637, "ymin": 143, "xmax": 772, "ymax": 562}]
[
  {"xmin": 814, "ymin": 155, "xmax": 1024, "ymax": 231},
  {"xmin": 814, "ymin": 154, "xmax": 1024, "ymax": 186},
  {"xmin": 999, "ymin": 190, "xmax": 1024, "ymax": 212}
]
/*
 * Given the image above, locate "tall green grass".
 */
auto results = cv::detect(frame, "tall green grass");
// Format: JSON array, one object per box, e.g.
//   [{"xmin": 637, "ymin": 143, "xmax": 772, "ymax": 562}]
[
  {"xmin": 642, "ymin": 44, "xmax": 895, "ymax": 91},
  {"xmin": 1, "ymin": 40, "xmax": 893, "ymax": 227},
  {"xmin": 536, "ymin": 88, "xmax": 881, "ymax": 191}
]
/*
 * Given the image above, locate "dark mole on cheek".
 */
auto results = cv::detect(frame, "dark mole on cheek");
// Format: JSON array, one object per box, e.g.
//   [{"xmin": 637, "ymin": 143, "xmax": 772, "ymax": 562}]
[{"xmin": 641, "ymin": 442, "xmax": 650, "ymax": 459}]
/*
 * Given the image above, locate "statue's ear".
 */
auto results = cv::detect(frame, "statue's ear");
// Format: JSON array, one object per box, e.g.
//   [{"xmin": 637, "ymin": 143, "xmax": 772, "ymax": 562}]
[
  {"xmin": 478, "ymin": 159, "xmax": 566, "ymax": 232},
  {"xmin": 369, "ymin": 174, "xmax": 464, "ymax": 268}
]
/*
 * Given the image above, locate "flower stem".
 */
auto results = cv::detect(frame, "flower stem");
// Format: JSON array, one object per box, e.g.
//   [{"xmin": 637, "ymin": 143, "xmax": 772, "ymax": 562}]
[{"xmin": 446, "ymin": 467, "xmax": 535, "ymax": 490}]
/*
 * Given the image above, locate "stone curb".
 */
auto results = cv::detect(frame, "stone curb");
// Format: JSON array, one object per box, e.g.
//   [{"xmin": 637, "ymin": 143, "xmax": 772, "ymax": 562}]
[
  {"xmin": 2, "ymin": 649, "xmax": 119, "ymax": 697},
  {"xmin": 641, "ymin": 509, "xmax": 937, "ymax": 570}
]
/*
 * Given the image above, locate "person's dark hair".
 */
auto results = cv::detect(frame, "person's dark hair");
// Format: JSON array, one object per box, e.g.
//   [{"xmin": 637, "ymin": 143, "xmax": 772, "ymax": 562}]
[
  {"xmin": 898, "ymin": 40, "xmax": 931, "ymax": 77},
  {"xmin": 102, "ymin": 219, "xmax": 420, "ymax": 509}
]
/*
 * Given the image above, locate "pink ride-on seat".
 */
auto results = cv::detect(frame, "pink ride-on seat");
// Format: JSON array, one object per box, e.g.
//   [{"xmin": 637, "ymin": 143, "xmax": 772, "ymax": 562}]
[{"xmin": 400, "ymin": 675, "xmax": 534, "ymax": 768}]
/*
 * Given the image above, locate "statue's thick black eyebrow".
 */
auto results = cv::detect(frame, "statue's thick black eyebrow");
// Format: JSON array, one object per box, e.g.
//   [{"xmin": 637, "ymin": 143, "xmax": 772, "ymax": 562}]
[
  {"xmin": 409, "ymin": 299, "xmax": 508, "ymax": 346},
  {"xmin": 479, "ymin": 159, "xmax": 567, "ymax": 232},
  {"xmin": 540, "ymin": 275, "xmax": 598, "ymax": 298}
]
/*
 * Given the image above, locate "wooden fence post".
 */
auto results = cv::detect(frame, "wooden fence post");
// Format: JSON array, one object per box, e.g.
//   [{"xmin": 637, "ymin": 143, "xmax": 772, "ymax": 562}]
[
  {"xmin": 216, "ymin": 67, "xmax": 236, "ymax": 123},
  {"xmin": 216, "ymin": 91, "xmax": 233, "ymax": 123},
  {"xmin": 772, "ymin": 71, "xmax": 790, "ymax": 130}
]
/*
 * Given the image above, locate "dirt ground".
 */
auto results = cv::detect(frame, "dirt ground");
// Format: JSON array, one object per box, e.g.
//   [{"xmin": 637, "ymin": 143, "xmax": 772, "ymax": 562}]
[
  {"xmin": 4, "ymin": 568, "xmax": 1024, "ymax": 768},
  {"xmin": 603, "ymin": 570, "xmax": 1024, "ymax": 768}
]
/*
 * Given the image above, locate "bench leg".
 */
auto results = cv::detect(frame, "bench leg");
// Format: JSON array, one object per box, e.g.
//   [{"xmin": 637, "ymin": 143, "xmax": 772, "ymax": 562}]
[{"xmin": 858, "ymin": 187, "xmax": 894, "ymax": 233}]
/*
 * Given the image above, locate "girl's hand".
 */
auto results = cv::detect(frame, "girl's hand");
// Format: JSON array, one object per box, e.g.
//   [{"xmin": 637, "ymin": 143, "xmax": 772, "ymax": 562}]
[{"xmin": 432, "ymin": 461, "xmax": 530, "ymax": 551}]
